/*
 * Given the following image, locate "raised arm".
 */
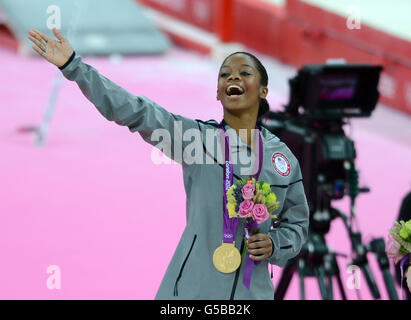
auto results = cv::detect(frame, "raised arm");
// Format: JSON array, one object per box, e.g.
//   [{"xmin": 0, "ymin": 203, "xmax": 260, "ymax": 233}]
[{"xmin": 28, "ymin": 28, "xmax": 201, "ymax": 166}]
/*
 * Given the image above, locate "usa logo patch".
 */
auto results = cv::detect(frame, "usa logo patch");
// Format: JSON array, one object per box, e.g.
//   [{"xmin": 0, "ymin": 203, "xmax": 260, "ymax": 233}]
[{"xmin": 272, "ymin": 153, "xmax": 290, "ymax": 176}]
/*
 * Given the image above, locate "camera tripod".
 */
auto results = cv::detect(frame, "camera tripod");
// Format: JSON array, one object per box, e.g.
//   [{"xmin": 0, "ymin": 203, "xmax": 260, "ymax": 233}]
[
  {"xmin": 274, "ymin": 165, "xmax": 398, "ymax": 300},
  {"xmin": 264, "ymin": 60, "xmax": 394, "ymax": 300},
  {"xmin": 274, "ymin": 230, "xmax": 347, "ymax": 300}
]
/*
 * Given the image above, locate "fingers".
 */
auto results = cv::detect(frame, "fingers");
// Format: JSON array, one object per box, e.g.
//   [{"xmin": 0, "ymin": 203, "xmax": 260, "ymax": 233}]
[
  {"xmin": 249, "ymin": 246, "xmax": 271, "ymax": 261},
  {"xmin": 246, "ymin": 233, "xmax": 272, "ymax": 261},
  {"xmin": 28, "ymin": 30, "xmax": 49, "ymax": 55},
  {"xmin": 53, "ymin": 27, "xmax": 65, "ymax": 42},
  {"xmin": 248, "ymin": 233, "xmax": 268, "ymax": 243},
  {"xmin": 28, "ymin": 34, "xmax": 47, "ymax": 53},
  {"xmin": 29, "ymin": 29, "xmax": 52, "ymax": 44},
  {"xmin": 36, "ymin": 29, "xmax": 53, "ymax": 43},
  {"xmin": 32, "ymin": 44, "xmax": 47, "ymax": 57},
  {"xmin": 249, "ymin": 247, "xmax": 267, "ymax": 256}
]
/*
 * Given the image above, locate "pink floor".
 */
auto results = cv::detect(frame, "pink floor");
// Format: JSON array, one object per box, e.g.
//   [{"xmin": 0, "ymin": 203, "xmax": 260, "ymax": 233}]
[{"xmin": 1, "ymin": 46, "xmax": 411, "ymax": 300}]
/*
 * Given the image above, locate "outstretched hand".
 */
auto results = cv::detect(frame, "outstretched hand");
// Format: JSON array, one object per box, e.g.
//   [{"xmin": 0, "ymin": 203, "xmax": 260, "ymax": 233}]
[
  {"xmin": 245, "ymin": 233, "xmax": 273, "ymax": 262},
  {"xmin": 28, "ymin": 28, "xmax": 73, "ymax": 68}
]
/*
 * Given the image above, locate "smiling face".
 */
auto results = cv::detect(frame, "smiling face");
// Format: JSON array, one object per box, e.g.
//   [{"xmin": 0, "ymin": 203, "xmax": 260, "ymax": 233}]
[{"xmin": 217, "ymin": 53, "xmax": 268, "ymax": 116}]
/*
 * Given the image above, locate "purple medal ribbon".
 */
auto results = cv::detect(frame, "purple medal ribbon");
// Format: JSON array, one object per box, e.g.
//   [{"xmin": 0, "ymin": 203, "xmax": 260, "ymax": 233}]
[
  {"xmin": 219, "ymin": 120, "xmax": 264, "ymax": 289},
  {"xmin": 219, "ymin": 122, "xmax": 237, "ymax": 243}
]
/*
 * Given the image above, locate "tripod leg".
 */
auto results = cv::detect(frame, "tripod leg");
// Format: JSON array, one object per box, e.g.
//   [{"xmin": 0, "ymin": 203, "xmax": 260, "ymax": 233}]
[
  {"xmin": 361, "ymin": 263, "xmax": 381, "ymax": 299},
  {"xmin": 382, "ymin": 269, "xmax": 399, "ymax": 300},
  {"xmin": 315, "ymin": 266, "xmax": 330, "ymax": 300},
  {"xmin": 369, "ymin": 238, "xmax": 399, "ymax": 300},
  {"xmin": 334, "ymin": 271, "xmax": 347, "ymax": 300},
  {"xmin": 298, "ymin": 259, "xmax": 306, "ymax": 300},
  {"xmin": 274, "ymin": 258, "xmax": 297, "ymax": 300},
  {"xmin": 333, "ymin": 259, "xmax": 347, "ymax": 300},
  {"xmin": 326, "ymin": 274, "xmax": 333, "ymax": 300}
]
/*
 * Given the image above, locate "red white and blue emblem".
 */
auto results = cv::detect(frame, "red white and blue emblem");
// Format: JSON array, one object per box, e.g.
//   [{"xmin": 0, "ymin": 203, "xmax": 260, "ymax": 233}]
[{"xmin": 272, "ymin": 153, "xmax": 290, "ymax": 176}]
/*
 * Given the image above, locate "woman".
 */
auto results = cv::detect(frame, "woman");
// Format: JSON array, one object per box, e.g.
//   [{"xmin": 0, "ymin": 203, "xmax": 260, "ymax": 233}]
[{"xmin": 28, "ymin": 28, "xmax": 309, "ymax": 299}]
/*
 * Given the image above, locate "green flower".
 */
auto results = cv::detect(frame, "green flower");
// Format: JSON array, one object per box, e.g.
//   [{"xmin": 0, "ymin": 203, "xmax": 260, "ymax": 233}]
[
  {"xmin": 227, "ymin": 185, "xmax": 236, "ymax": 197},
  {"xmin": 261, "ymin": 183, "xmax": 271, "ymax": 195},
  {"xmin": 227, "ymin": 195, "xmax": 236, "ymax": 205},
  {"xmin": 399, "ymin": 227, "xmax": 410, "ymax": 240},
  {"xmin": 267, "ymin": 201, "xmax": 279, "ymax": 213},
  {"xmin": 405, "ymin": 220, "xmax": 411, "ymax": 233},
  {"xmin": 226, "ymin": 201, "xmax": 237, "ymax": 210},
  {"xmin": 265, "ymin": 193, "xmax": 277, "ymax": 205},
  {"xmin": 228, "ymin": 203, "xmax": 237, "ymax": 218}
]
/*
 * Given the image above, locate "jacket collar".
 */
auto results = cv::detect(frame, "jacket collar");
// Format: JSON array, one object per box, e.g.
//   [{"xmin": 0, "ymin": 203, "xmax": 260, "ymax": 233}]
[
  {"xmin": 220, "ymin": 119, "xmax": 275, "ymax": 143},
  {"xmin": 221, "ymin": 118, "xmax": 261, "ymax": 131}
]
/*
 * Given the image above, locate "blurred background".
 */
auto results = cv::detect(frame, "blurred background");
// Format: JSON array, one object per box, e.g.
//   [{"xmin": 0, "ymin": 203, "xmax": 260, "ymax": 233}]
[{"xmin": 1, "ymin": 0, "xmax": 411, "ymax": 300}]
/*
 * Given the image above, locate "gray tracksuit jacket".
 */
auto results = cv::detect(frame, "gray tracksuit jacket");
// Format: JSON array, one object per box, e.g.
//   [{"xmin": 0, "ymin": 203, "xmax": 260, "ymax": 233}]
[{"xmin": 60, "ymin": 52, "xmax": 310, "ymax": 300}]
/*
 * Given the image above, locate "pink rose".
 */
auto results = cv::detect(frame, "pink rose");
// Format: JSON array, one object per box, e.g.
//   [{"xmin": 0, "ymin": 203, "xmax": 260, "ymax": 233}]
[
  {"xmin": 386, "ymin": 235, "xmax": 403, "ymax": 264},
  {"xmin": 241, "ymin": 184, "xmax": 255, "ymax": 200},
  {"xmin": 238, "ymin": 200, "xmax": 254, "ymax": 218},
  {"xmin": 251, "ymin": 204, "xmax": 269, "ymax": 224}
]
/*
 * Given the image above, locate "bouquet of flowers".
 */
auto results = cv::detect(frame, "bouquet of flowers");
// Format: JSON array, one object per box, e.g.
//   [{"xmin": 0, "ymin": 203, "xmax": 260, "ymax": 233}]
[
  {"xmin": 387, "ymin": 219, "xmax": 411, "ymax": 263},
  {"xmin": 386, "ymin": 219, "xmax": 411, "ymax": 296},
  {"xmin": 226, "ymin": 177, "xmax": 280, "ymax": 289},
  {"xmin": 226, "ymin": 177, "xmax": 280, "ymax": 230}
]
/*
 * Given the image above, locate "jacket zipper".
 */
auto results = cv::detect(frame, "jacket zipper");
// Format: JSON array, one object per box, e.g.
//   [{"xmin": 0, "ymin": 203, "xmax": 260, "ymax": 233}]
[
  {"xmin": 173, "ymin": 234, "xmax": 197, "ymax": 296},
  {"xmin": 229, "ymin": 238, "xmax": 245, "ymax": 300}
]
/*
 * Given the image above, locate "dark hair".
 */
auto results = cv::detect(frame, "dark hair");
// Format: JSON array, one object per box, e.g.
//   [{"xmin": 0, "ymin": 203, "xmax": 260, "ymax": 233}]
[{"xmin": 221, "ymin": 51, "xmax": 270, "ymax": 126}]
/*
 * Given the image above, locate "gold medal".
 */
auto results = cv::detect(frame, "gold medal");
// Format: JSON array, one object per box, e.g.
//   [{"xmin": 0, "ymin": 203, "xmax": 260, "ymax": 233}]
[{"xmin": 213, "ymin": 241, "xmax": 241, "ymax": 273}]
